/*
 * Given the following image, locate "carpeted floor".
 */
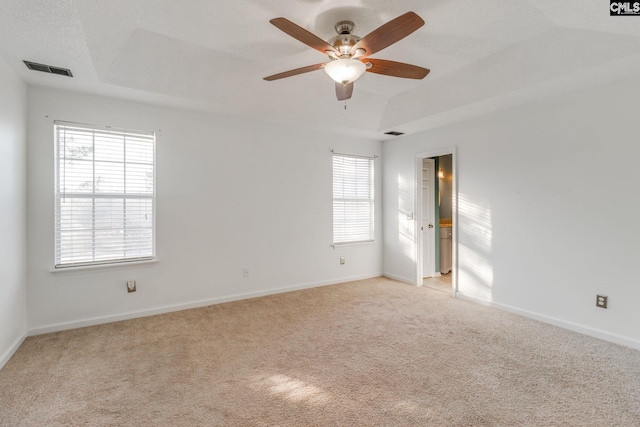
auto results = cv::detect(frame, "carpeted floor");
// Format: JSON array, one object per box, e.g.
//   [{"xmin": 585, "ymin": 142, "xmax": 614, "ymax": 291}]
[{"xmin": 1, "ymin": 277, "xmax": 639, "ymax": 426}]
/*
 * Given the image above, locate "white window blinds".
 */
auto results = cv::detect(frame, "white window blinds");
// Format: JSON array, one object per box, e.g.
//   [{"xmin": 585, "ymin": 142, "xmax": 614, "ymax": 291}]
[
  {"xmin": 333, "ymin": 154, "xmax": 374, "ymax": 244},
  {"xmin": 54, "ymin": 121, "xmax": 155, "ymax": 268}
]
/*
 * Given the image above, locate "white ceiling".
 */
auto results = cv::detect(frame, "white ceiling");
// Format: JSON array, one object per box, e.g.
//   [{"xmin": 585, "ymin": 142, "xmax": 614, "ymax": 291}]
[{"xmin": 2, "ymin": 0, "xmax": 640, "ymax": 139}]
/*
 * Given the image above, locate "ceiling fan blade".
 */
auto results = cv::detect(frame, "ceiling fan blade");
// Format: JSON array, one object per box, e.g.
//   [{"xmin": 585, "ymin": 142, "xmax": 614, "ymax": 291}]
[
  {"xmin": 263, "ymin": 63, "xmax": 327, "ymax": 81},
  {"xmin": 350, "ymin": 12, "xmax": 424, "ymax": 57},
  {"xmin": 365, "ymin": 58, "xmax": 430, "ymax": 79},
  {"xmin": 270, "ymin": 18, "xmax": 338, "ymax": 55},
  {"xmin": 335, "ymin": 82, "xmax": 354, "ymax": 101}
]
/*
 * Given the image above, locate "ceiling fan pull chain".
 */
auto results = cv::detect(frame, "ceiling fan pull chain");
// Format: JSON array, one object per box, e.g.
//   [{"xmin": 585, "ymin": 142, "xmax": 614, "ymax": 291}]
[{"xmin": 343, "ymin": 83, "xmax": 348, "ymax": 109}]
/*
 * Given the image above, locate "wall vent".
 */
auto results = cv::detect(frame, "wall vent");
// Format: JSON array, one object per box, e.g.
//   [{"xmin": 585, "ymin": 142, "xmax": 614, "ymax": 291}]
[
  {"xmin": 23, "ymin": 60, "xmax": 73, "ymax": 77},
  {"xmin": 384, "ymin": 131, "xmax": 405, "ymax": 136}
]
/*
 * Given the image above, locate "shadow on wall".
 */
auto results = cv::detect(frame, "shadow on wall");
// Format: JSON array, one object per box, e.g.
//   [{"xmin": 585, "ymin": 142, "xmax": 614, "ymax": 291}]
[{"xmin": 458, "ymin": 193, "xmax": 494, "ymax": 301}]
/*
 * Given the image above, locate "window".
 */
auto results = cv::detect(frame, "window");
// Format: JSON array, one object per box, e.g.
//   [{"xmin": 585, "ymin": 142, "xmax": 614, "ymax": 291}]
[
  {"xmin": 332, "ymin": 153, "xmax": 374, "ymax": 244},
  {"xmin": 54, "ymin": 121, "xmax": 155, "ymax": 268}
]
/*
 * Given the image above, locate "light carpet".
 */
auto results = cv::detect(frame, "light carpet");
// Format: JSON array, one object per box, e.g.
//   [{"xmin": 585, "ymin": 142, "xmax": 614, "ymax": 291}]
[{"xmin": 1, "ymin": 277, "xmax": 639, "ymax": 426}]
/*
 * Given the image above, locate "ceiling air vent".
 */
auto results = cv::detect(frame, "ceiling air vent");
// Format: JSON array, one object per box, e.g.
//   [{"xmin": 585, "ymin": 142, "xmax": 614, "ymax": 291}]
[
  {"xmin": 23, "ymin": 60, "xmax": 73, "ymax": 77},
  {"xmin": 384, "ymin": 131, "xmax": 405, "ymax": 136}
]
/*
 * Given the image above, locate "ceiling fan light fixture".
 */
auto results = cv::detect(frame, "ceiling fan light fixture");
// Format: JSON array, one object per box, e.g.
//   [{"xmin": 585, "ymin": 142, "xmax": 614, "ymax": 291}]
[{"xmin": 324, "ymin": 59, "xmax": 366, "ymax": 84}]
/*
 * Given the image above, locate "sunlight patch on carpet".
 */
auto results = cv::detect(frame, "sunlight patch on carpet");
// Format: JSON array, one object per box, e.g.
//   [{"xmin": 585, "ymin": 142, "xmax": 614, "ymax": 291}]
[{"xmin": 252, "ymin": 374, "xmax": 333, "ymax": 406}]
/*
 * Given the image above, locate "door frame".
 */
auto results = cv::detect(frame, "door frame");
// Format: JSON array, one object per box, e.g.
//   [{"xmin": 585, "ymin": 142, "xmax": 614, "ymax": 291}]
[{"xmin": 415, "ymin": 147, "xmax": 458, "ymax": 296}]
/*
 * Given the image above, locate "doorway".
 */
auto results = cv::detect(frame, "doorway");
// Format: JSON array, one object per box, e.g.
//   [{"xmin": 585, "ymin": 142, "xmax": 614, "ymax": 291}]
[
  {"xmin": 415, "ymin": 149, "xmax": 457, "ymax": 296},
  {"xmin": 421, "ymin": 158, "xmax": 436, "ymax": 279}
]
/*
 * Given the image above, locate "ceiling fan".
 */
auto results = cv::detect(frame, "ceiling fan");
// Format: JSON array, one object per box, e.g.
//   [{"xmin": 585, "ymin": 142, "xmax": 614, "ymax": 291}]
[{"xmin": 264, "ymin": 12, "xmax": 430, "ymax": 103}]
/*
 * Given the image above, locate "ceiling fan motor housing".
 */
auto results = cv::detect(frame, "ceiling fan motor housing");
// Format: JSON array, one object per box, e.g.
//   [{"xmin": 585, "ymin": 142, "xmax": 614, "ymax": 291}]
[
  {"xmin": 334, "ymin": 20, "xmax": 355, "ymax": 34},
  {"xmin": 329, "ymin": 21, "xmax": 361, "ymax": 57}
]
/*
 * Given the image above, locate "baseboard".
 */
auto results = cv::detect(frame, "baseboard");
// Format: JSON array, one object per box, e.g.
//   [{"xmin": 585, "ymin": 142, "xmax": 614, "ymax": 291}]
[
  {"xmin": 0, "ymin": 331, "xmax": 27, "ymax": 370},
  {"xmin": 383, "ymin": 272, "xmax": 415, "ymax": 285},
  {"xmin": 28, "ymin": 273, "xmax": 383, "ymax": 336},
  {"xmin": 456, "ymin": 292, "xmax": 640, "ymax": 351}
]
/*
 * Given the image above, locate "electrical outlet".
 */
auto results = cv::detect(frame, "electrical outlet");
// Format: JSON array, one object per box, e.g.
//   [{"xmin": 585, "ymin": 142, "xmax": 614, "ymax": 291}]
[
  {"xmin": 596, "ymin": 295, "xmax": 607, "ymax": 309},
  {"xmin": 340, "ymin": 256, "xmax": 345, "ymax": 265},
  {"xmin": 127, "ymin": 280, "xmax": 136, "ymax": 293},
  {"xmin": 243, "ymin": 268, "xmax": 250, "ymax": 278}
]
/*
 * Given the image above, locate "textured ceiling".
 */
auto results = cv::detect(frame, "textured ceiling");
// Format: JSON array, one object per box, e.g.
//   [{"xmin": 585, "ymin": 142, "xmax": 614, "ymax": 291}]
[{"xmin": 2, "ymin": 0, "xmax": 640, "ymax": 139}]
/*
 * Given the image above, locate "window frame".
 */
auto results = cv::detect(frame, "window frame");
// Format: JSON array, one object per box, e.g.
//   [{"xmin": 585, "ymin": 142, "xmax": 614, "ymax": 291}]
[
  {"xmin": 53, "ymin": 121, "xmax": 157, "ymax": 269},
  {"xmin": 332, "ymin": 152, "xmax": 375, "ymax": 246}
]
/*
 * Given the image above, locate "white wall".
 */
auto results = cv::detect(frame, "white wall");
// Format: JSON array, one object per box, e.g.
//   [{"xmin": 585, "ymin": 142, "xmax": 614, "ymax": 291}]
[
  {"xmin": 0, "ymin": 58, "xmax": 27, "ymax": 367},
  {"xmin": 27, "ymin": 87, "xmax": 382, "ymax": 333},
  {"xmin": 383, "ymin": 76, "xmax": 640, "ymax": 349}
]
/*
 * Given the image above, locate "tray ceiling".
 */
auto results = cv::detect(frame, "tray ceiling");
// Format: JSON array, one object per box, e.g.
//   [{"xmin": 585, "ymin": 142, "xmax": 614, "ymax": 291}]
[{"xmin": 1, "ymin": 0, "xmax": 640, "ymax": 139}]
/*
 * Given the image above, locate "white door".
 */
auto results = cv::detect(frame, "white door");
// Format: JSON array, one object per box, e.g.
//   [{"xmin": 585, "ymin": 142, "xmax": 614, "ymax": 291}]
[{"xmin": 422, "ymin": 159, "xmax": 435, "ymax": 278}]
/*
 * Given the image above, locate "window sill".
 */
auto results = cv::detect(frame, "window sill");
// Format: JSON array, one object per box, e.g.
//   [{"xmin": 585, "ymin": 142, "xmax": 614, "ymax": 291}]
[
  {"xmin": 331, "ymin": 240, "xmax": 375, "ymax": 249},
  {"xmin": 50, "ymin": 258, "xmax": 159, "ymax": 274}
]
